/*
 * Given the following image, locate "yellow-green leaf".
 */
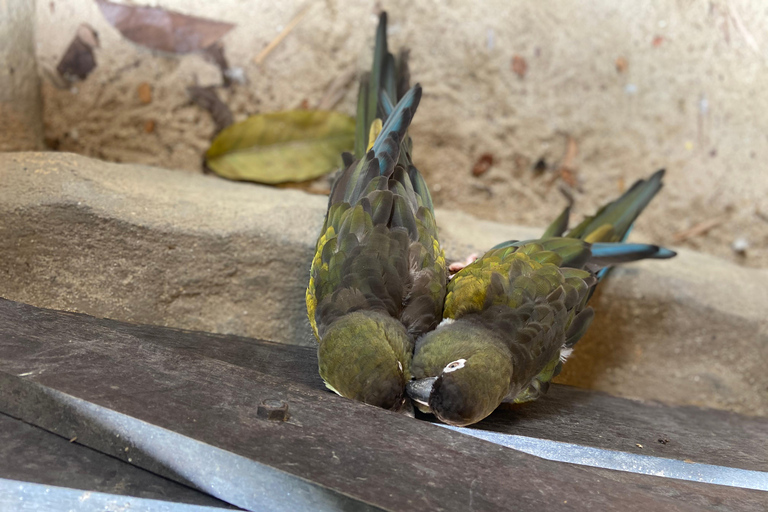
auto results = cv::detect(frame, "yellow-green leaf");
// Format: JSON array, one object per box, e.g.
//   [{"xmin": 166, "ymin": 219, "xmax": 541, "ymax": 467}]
[{"xmin": 205, "ymin": 110, "xmax": 355, "ymax": 184}]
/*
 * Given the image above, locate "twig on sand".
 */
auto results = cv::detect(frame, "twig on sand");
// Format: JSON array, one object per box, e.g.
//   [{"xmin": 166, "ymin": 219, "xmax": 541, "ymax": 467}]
[
  {"xmin": 672, "ymin": 215, "xmax": 728, "ymax": 242},
  {"xmin": 253, "ymin": 4, "xmax": 312, "ymax": 64}
]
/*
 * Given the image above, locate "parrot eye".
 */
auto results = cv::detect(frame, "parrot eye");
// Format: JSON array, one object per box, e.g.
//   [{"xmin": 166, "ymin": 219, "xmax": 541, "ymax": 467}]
[{"xmin": 443, "ymin": 359, "xmax": 467, "ymax": 373}]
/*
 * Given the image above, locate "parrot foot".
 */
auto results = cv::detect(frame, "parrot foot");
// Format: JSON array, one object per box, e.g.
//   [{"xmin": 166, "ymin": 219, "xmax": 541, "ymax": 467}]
[
  {"xmin": 392, "ymin": 397, "xmax": 415, "ymax": 417},
  {"xmin": 448, "ymin": 253, "xmax": 478, "ymax": 278}
]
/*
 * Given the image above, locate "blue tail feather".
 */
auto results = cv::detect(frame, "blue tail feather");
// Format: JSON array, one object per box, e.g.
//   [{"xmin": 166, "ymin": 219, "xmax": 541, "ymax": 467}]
[{"xmin": 372, "ymin": 84, "xmax": 422, "ymax": 174}]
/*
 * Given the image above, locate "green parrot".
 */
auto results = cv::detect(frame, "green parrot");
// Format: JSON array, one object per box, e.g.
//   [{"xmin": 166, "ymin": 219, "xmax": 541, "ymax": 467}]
[
  {"xmin": 407, "ymin": 170, "xmax": 675, "ymax": 426},
  {"xmin": 306, "ymin": 13, "xmax": 446, "ymax": 412}
]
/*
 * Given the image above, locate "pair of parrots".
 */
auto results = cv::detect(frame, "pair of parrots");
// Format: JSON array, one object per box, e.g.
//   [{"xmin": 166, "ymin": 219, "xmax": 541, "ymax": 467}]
[{"xmin": 306, "ymin": 13, "xmax": 675, "ymax": 427}]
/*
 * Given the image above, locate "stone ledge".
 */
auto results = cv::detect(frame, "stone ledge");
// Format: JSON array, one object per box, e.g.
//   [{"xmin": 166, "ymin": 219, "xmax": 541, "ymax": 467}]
[{"xmin": 1, "ymin": 152, "xmax": 766, "ymax": 415}]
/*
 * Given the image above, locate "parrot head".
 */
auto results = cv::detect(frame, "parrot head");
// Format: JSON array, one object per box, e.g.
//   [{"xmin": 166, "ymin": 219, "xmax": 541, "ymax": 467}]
[
  {"xmin": 318, "ymin": 311, "xmax": 414, "ymax": 412},
  {"xmin": 407, "ymin": 319, "xmax": 513, "ymax": 426}
]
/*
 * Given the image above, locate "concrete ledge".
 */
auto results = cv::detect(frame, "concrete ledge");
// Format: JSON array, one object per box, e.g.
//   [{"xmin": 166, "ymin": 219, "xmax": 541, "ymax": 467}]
[{"xmin": 1, "ymin": 152, "xmax": 766, "ymax": 415}]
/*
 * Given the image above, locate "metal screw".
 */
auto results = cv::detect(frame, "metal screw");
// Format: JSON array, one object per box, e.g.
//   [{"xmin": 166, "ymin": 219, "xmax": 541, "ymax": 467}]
[{"xmin": 257, "ymin": 399, "xmax": 290, "ymax": 421}]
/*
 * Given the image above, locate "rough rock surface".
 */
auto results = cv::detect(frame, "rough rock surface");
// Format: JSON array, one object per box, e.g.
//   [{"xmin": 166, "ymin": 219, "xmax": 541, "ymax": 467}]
[{"xmin": 1, "ymin": 152, "xmax": 766, "ymax": 416}]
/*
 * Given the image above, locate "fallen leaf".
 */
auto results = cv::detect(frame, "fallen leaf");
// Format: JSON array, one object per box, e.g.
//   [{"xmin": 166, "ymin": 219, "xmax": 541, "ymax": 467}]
[
  {"xmin": 205, "ymin": 110, "xmax": 355, "ymax": 184},
  {"xmin": 561, "ymin": 137, "xmax": 578, "ymax": 169},
  {"xmin": 203, "ymin": 42, "xmax": 232, "ymax": 87},
  {"xmin": 137, "ymin": 82, "xmax": 152, "ymax": 104},
  {"xmin": 96, "ymin": 0, "xmax": 234, "ymax": 54},
  {"xmin": 188, "ymin": 86, "xmax": 233, "ymax": 135},
  {"xmin": 553, "ymin": 136, "xmax": 579, "ymax": 189},
  {"xmin": 511, "ymin": 54, "xmax": 527, "ymax": 78},
  {"xmin": 560, "ymin": 167, "xmax": 578, "ymax": 188},
  {"xmin": 57, "ymin": 24, "xmax": 99, "ymax": 81},
  {"xmin": 615, "ymin": 56, "xmax": 628, "ymax": 72},
  {"xmin": 144, "ymin": 119, "xmax": 155, "ymax": 133},
  {"xmin": 471, "ymin": 153, "xmax": 494, "ymax": 177}
]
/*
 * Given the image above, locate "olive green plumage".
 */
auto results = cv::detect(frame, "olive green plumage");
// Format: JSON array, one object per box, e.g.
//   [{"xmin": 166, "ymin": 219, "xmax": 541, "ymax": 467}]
[
  {"xmin": 408, "ymin": 170, "xmax": 674, "ymax": 426},
  {"xmin": 306, "ymin": 14, "xmax": 446, "ymax": 411}
]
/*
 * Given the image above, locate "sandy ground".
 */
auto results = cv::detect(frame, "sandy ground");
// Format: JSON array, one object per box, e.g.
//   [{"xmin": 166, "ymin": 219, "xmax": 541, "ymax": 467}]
[{"xmin": 37, "ymin": 0, "xmax": 768, "ymax": 268}]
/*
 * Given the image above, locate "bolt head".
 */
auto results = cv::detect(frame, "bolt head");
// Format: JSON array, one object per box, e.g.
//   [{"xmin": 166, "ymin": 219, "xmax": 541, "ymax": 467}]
[{"xmin": 257, "ymin": 399, "xmax": 290, "ymax": 421}]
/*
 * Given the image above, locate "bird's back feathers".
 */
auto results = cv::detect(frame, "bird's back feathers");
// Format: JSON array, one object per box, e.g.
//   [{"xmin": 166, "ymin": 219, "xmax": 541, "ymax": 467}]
[{"xmin": 307, "ymin": 16, "xmax": 445, "ymax": 344}]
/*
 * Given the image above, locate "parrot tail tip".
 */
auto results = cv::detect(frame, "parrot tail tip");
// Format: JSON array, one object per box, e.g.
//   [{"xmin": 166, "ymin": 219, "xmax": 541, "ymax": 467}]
[{"xmin": 653, "ymin": 246, "xmax": 677, "ymax": 259}]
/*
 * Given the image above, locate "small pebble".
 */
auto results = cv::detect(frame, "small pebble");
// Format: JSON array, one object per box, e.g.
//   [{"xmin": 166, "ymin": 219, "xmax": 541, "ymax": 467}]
[
  {"xmin": 512, "ymin": 55, "xmax": 527, "ymax": 78},
  {"xmin": 224, "ymin": 67, "xmax": 247, "ymax": 84},
  {"xmin": 731, "ymin": 237, "xmax": 749, "ymax": 255}
]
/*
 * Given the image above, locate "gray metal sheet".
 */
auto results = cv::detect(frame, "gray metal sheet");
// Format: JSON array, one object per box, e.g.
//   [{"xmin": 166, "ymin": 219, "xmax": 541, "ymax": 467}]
[
  {"xmin": 0, "ymin": 412, "xmax": 236, "ymax": 508},
  {"xmin": 443, "ymin": 426, "xmax": 768, "ymax": 492},
  {"xmin": 0, "ymin": 478, "xmax": 232, "ymax": 512}
]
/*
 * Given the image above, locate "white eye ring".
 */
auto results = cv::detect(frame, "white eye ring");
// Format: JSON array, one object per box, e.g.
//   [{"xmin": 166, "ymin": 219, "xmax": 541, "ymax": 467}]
[{"xmin": 443, "ymin": 358, "xmax": 466, "ymax": 373}]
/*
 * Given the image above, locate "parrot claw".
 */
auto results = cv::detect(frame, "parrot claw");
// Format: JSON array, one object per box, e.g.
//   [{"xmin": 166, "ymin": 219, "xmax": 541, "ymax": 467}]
[
  {"xmin": 392, "ymin": 397, "xmax": 415, "ymax": 417},
  {"xmin": 448, "ymin": 253, "xmax": 478, "ymax": 277}
]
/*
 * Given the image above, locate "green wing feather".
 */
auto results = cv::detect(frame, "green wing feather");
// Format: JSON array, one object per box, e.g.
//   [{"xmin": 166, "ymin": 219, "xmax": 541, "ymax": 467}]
[
  {"xmin": 564, "ymin": 169, "xmax": 665, "ymax": 243},
  {"xmin": 443, "ymin": 240, "xmax": 594, "ymax": 403},
  {"xmin": 443, "ymin": 169, "xmax": 670, "ymax": 403},
  {"xmin": 307, "ymin": 14, "xmax": 443, "ymax": 343}
]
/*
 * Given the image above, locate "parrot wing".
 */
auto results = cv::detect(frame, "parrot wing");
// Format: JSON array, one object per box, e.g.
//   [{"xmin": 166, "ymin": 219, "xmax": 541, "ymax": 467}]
[
  {"xmin": 443, "ymin": 241, "xmax": 595, "ymax": 402},
  {"xmin": 307, "ymin": 66, "xmax": 445, "ymax": 341}
]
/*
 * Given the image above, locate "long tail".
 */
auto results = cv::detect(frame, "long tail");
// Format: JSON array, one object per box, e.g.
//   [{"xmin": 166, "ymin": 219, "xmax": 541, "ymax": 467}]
[
  {"xmin": 331, "ymin": 12, "xmax": 433, "ymax": 215},
  {"xmin": 541, "ymin": 169, "xmax": 673, "ymax": 280},
  {"xmin": 542, "ymin": 169, "xmax": 666, "ymax": 243},
  {"xmin": 353, "ymin": 12, "xmax": 410, "ymax": 159},
  {"xmin": 568, "ymin": 169, "xmax": 665, "ymax": 243}
]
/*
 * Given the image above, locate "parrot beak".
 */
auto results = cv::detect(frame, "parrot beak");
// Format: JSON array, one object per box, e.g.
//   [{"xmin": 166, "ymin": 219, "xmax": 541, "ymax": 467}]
[{"xmin": 406, "ymin": 377, "xmax": 438, "ymax": 407}]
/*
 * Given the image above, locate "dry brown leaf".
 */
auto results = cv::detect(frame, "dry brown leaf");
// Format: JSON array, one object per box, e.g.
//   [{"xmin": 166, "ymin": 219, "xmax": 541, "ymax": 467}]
[
  {"xmin": 557, "ymin": 137, "xmax": 579, "ymax": 188},
  {"xmin": 188, "ymin": 86, "xmax": 233, "ymax": 135},
  {"xmin": 560, "ymin": 167, "xmax": 578, "ymax": 188},
  {"xmin": 512, "ymin": 55, "xmax": 527, "ymax": 78},
  {"xmin": 471, "ymin": 153, "xmax": 494, "ymax": 177},
  {"xmin": 562, "ymin": 137, "xmax": 578, "ymax": 169},
  {"xmin": 203, "ymin": 42, "xmax": 232, "ymax": 87},
  {"xmin": 96, "ymin": 0, "xmax": 234, "ymax": 54},
  {"xmin": 144, "ymin": 120, "xmax": 155, "ymax": 133},
  {"xmin": 137, "ymin": 82, "xmax": 152, "ymax": 104},
  {"xmin": 57, "ymin": 24, "xmax": 99, "ymax": 81}
]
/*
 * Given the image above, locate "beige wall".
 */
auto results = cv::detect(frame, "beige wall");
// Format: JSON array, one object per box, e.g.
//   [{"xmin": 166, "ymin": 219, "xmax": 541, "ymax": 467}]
[
  {"xmin": 1, "ymin": 0, "xmax": 44, "ymax": 150},
  {"xmin": 36, "ymin": 0, "xmax": 768, "ymax": 267}
]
